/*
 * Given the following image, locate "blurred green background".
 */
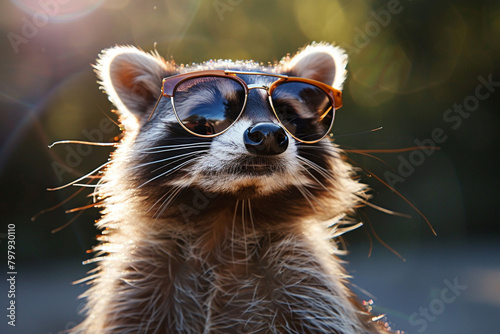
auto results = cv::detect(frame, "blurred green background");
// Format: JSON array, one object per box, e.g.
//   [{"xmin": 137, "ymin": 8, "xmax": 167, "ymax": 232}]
[{"xmin": 0, "ymin": 0, "xmax": 499, "ymax": 333}]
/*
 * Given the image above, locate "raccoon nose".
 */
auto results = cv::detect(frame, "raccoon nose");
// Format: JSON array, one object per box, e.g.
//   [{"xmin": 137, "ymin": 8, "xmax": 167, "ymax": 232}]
[{"xmin": 243, "ymin": 123, "xmax": 289, "ymax": 155}]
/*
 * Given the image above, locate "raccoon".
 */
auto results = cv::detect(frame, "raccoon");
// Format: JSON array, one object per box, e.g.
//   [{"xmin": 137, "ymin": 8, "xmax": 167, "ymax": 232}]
[{"xmin": 70, "ymin": 43, "xmax": 394, "ymax": 333}]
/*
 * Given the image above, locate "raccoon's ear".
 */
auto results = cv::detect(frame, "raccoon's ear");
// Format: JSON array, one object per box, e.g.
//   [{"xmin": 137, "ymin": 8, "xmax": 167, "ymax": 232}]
[
  {"xmin": 282, "ymin": 43, "xmax": 348, "ymax": 90},
  {"xmin": 95, "ymin": 46, "xmax": 175, "ymax": 128}
]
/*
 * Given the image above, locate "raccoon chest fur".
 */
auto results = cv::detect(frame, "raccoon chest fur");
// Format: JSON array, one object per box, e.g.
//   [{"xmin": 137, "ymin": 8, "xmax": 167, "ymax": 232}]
[{"xmin": 70, "ymin": 43, "xmax": 393, "ymax": 333}]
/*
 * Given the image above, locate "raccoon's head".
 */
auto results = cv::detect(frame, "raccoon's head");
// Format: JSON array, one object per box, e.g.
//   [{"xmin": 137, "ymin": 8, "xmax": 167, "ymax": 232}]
[{"xmin": 96, "ymin": 43, "xmax": 363, "ymax": 221}]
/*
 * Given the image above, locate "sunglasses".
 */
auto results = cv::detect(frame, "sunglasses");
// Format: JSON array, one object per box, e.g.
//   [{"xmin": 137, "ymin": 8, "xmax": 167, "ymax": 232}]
[{"xmin": 157, "ymin": 70, "xmax": 342, "ymax": 144}]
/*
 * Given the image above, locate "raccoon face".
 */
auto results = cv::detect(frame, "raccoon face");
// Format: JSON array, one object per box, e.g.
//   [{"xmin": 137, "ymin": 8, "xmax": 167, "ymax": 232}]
[{"xmin": 96, "ymin": 44, "xmax": 354, "ymax": 208}]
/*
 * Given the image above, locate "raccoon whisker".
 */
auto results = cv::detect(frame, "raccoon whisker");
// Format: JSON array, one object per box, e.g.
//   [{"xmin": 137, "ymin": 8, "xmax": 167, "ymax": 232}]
[
  {"xmin": 153, "ymin": 185, "xmax": 186, "ymax": 219},
  {"xmin": 297, "ymin": 148, "xmax": 335, "ymax": 171},
  {"xmin": 359, "ymin": 198, "xmax": 412, "ymax": 219},
  {"xmin": 330, "ymin": 126, "xmax": 383, "ymax": 139},
  {"xmin": 138, "ymin": 141, "xmax": 211, "ymax": 148},
  {"xmin": 86, "ymin": 190, "xmax": 103, "ymax": 202},
  {"xmin": 350, "ymin": 159, "xmax": 437, "ymax": 236},
  {"xmin": 132, "ymin": 150, "xmax": 208, "ymax": 170},
  {"xmin": 297, "ymin": 144, "xmax": 339, "ymax": 156},
  {"xmin": 93, "ymin": 174, "xmax": 107, "ymax": 203},
  {"xmin": 51, "ymin": 209, "xmax": 86, "ymax": 234},
  {"xmin": 72, "ymin": 183, "xmax": 101, "ymax": 188},
  {"xmin": 345, "ymin": 146, "xmax": 440, "ymax": 154},
  {"xmin": 137, "ymin": 159, "xmax": 199, "ymax": 189},
  {"xmin": 301, "ymin": 161, "xmax": 328, "ymax": 187},
  {"xmin": 147, "ymin": 186, "xmax": 177, "ymax": 214},
  {"xmin": 343, "ymin": 150, "xmax": 395, "ymax": 172},
  {"xmin": 247, "ymin": 199, "xmax": 257, "ymax": 240},
  {"xmin": 32, "ymin": 181, "xmax": 90, "ymax": 221},
  {"xmin": 241, "ymin": 200, "xmax": 249, "ymax": 270},
  {"xmin": 247, "ymin": 199, "xmax": 262, "ymax": 268},
  {"xmin": 138, "ymin": 142, "xmax": 211, "ymax": 153},
  {"xmin": 148, "ymin": 151, "xmax": 208, "ymax": 174},
  {"xmin": 360, "ymin": 210, "xmax": 406, "ymax": 261},
  {"xmin": 297, "ymin": 156, "xmax": 336, "ymax": 188},
  {"xmin": 293, "ymin": 182, "xmax": 319, "ymax": 214},
  {"xmin": 231, "ymin": 200, "xmax": 240, "ymax": 265},
  {"xmin": 295, "ymin": 157, "xmax": 347, "ymax": 212},
  {"xmin": 349, "ymin": 281, "xmax": 377, "ymax": 301},
  {"xmin": 47, "ymin": 161, "xmax": 112, "ymax": 191},
  {"xmin": 48, "ymin": 140, "xmax": 118, "ymax": 148},
  {"xmin": 143, "ymin": 146, "xmax": 211, "ymax": 155},
  {"xmin": 297, "ymin": 155, "xmax": 336, "ymax": 180}
]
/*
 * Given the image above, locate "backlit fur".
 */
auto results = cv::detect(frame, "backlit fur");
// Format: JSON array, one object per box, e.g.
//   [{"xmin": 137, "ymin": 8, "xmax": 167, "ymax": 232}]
[{"xmin": 70, "ymin": 43, "xmax": 394, "ymax": 333}]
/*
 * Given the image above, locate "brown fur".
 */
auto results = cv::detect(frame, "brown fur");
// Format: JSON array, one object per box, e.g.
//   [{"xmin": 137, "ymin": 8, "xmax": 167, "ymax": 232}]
[{"xmin": 69, "ymin": 43, "xmax": 395, "ymax": 333}]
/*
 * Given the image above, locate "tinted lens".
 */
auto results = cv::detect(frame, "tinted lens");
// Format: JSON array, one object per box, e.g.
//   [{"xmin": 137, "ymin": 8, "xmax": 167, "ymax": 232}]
[
  {"xmin": 271, "ymin": 82, "xmax": 334, "ymax": 142},
  {"xmin": 172, "ymin": 76, "xmax": 246, "ymax": 136}
]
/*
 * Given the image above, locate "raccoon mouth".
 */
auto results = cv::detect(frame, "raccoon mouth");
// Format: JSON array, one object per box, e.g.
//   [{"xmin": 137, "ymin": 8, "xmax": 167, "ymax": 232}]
[
  {"xmin": 202, "ymin": 157, "xmax": 285, "ymax": 177},
  {"xmin": 192, "ymin": 155, "xmax": 299, "ymax": 197},
  {"xmin": 237, "ymin": 164, "xmax": 274, "ymax": 176}
]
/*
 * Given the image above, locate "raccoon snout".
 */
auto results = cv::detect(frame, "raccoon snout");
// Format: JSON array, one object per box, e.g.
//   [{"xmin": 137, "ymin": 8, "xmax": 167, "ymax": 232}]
[{"xmin": 243, "ymin": 123, "xmax": 289, "ymax": 156}]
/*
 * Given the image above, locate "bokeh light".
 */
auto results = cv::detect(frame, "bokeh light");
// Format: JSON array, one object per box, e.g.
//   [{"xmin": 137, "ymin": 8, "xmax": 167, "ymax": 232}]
[
  {"xmin": 349, "ymin": 39, "xmax": 412, "ymax": 107},
  {"xmin": 10, "ymin": 0, "xmax": 105, "ymax": 23}
]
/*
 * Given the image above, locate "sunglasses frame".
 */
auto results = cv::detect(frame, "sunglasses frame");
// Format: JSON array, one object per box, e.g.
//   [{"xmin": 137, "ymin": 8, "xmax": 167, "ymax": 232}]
[{"xmin": 160, "ymin": 70, "xmax": 343, "ymax": 144}]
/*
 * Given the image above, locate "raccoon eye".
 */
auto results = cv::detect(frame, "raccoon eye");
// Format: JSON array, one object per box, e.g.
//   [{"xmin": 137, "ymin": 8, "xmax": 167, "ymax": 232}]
[
  {"xmin": 270, "ymin": 100, "xmax": 301, "ymax": 135},
  {"xmin": 270, "ymin": 82, "xmax": 334, "ymax": 142},
  {"xmin": 172, "ymin": 77, "xmax": 245, "ymax": 136}
]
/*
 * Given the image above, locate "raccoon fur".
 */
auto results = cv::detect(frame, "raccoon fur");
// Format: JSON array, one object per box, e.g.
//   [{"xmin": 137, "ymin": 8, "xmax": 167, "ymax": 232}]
[{"xmin": 69, "ymin": 43, "xmax": 394, "ymax": 333}]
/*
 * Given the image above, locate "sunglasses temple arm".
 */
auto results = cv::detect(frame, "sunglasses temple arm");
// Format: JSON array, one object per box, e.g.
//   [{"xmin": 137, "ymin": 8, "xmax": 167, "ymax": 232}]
[
  {"xmin": 147, "ymin": 92, "xmax": 164, "ymax": 122},
  {"xmin": 318, "ymin": 106, "xmax": 333, "ymax": 122}
]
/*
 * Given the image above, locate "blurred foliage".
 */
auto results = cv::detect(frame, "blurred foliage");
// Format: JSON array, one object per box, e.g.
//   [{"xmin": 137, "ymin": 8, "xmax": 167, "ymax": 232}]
[{"xmin": 0, "ymin": 0, "xmax": 499, "ymax": 261}]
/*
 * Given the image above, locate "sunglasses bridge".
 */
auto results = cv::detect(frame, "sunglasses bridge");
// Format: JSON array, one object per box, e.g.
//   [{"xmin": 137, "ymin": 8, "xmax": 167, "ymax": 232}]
[{"xmin": 247, "ymin": 83, "xmax": 272, "ymax": 91}]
